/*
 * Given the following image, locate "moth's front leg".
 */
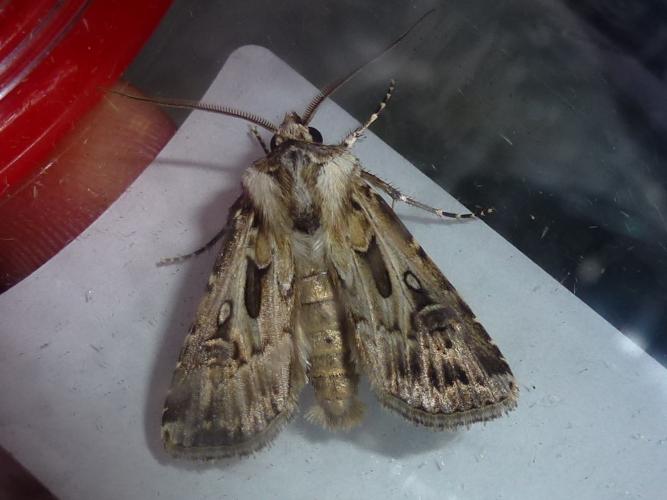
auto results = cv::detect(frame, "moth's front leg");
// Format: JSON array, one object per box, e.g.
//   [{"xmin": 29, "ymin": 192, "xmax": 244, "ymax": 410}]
[
  {"xmin": 360, "ymin": 169, "xmax": 492, "ymax": 219},
  {"xmin": 249, "ymin": 125, "xmax": 270, "ymax": 155},
  {"xmin": 157, "ymin": 226, "xmax": 227, "ymax": 266}
]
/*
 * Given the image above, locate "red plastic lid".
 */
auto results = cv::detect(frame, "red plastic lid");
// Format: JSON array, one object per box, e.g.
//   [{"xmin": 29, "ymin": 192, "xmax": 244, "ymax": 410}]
[{"xmin": 0, "ymin": 0, "xmax": 173, "ymax": 196}]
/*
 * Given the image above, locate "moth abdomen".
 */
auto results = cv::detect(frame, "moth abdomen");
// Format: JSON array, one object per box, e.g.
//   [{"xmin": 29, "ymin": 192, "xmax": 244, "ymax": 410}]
[{"xmin": 296, "ymin": 266, "xmax": 364, "ymax": 430}]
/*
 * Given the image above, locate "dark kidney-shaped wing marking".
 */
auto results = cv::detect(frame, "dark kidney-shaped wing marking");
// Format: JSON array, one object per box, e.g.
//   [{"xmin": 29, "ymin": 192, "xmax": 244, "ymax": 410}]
[
  {"xmin": 161, "ymin": 196, "xmax": 304, "ymax": 459},
  {"xmin": 336, "ymin": 180, "xmax": 518, "ymax": 429}
]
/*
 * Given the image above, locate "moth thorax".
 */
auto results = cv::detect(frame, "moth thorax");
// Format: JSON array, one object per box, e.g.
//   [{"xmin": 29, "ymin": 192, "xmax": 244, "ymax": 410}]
[{"xmin": 282, "ymin": 150, "xmax": 322, "ymax": 235}]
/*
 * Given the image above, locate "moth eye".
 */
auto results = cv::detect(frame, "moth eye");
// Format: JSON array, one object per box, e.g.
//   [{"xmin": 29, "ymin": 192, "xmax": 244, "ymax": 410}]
[
  {"xmin": 270, "ymin": 135, "xmax": 278, "ymax": 150},
  {"xmin": 308, "ymin": 127, "xmax": 323, "ymax": 143}
]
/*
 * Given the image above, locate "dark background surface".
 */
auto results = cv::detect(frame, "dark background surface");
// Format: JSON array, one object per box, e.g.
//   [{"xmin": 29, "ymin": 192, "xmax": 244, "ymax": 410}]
[{"xmin": 125, "ymin": 0, "xmax": 667, "ymax": 366}]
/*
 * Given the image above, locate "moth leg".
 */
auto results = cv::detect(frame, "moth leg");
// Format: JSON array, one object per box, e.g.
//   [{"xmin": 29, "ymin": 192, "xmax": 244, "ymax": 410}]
[
  {"xmin": 249, "ymin": 125, "xmax": 270, "ymax": 155},
  {"xmin": 157, "ymin": 226, "xmax": 226, "ymax": 266},
  {"xmin": 361, "ymin": 169, "xmax": 492, "ymax": 219},
  {"xmin": 341, "ymin": 80, "xmax": 395, "ymax": 148}
]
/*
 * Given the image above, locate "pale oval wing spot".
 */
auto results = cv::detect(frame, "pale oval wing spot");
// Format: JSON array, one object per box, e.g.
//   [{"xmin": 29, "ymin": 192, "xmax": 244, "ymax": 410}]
[
  {"xmin": 404, "ymin": 271, "xmax": 422, "ymax": 291},
  {"xmin": 218, "ymin": 301, "xmax": 232, "ymax": 326}
]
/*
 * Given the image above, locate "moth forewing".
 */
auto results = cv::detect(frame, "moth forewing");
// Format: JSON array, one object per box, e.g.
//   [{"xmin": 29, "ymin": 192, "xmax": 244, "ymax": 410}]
[
  {"xmin": 160, "ymin": 199, "xmax": 304, "ymax": 459},
  {"xmin": 343, "ymin": 180, "xmax": 518, "ymax": 428}
]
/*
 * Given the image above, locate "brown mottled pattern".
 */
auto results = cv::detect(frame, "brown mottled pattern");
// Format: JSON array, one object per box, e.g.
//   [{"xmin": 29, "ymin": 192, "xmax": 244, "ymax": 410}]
[
  {"xmin": 160, "ymin": 109, "xmax": 517, "ymax": 460},
  {"xmin": 161, "ymin": 198, "xmax": 304, "ymax": 459},
  {"xmin": 339, "ymin": 178, "xmax": 518, "ymax": 429}
]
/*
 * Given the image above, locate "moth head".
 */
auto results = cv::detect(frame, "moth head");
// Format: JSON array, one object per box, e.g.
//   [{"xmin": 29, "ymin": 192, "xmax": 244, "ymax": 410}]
[{"xmin": 270, "ymin": 112, "xmax": 323, "ymax": 150}]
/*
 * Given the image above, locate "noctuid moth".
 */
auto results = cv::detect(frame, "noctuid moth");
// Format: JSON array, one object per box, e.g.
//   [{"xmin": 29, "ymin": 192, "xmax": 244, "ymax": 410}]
[{"xmin": 117, "ymin": 12, "xmax": 517, "ymax": 459}]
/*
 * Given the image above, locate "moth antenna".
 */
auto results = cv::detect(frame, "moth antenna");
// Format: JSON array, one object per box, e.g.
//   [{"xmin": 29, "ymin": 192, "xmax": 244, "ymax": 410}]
[
  {"xmin": 341, "ymin": 79, "xmax": 394, "ymax": 148},
  {"xmin": 106, "ymin": 89, "xmax": 278, "ymax": 132},
  {"xmin": 301, "ymin": 8, "xmax": 435, "ymax": 124}
]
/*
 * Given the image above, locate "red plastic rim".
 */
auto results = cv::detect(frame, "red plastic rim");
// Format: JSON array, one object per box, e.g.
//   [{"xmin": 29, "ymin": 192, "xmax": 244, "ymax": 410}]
[{"xmin": 0, "ymin": 0, "xmax": 173, "ymax": 197}]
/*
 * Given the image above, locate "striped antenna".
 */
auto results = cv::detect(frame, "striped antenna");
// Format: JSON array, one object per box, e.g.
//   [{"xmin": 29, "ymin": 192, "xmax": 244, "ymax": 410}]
[{"xmin": 106, "ymin": 89, "xmax": 278, "ymax": 132}]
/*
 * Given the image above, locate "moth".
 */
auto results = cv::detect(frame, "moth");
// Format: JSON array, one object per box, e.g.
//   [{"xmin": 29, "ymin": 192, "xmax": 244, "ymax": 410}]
[{"xmin": 120, "ymin": 16, "xmax": 517, "ymax": 460}]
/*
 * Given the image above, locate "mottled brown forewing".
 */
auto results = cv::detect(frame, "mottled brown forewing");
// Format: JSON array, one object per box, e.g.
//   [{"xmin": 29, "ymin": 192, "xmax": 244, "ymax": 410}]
[
  {"xmin": 161, "ymin": 196, "xmax": 305, "ymax": 459},
  {"xmin": 336, "ymin": 179, "xmax": 518, "ymax": 428}
]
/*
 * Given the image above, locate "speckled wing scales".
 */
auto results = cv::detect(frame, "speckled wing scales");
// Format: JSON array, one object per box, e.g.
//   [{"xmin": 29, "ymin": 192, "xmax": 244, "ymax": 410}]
[
  {"xmin": 161, "ymin": 196, "xmax": 304, "ymax": 459},
  {"xmin": 340, "ymin": 179, "xmax": 518, "ymax": 428}
]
